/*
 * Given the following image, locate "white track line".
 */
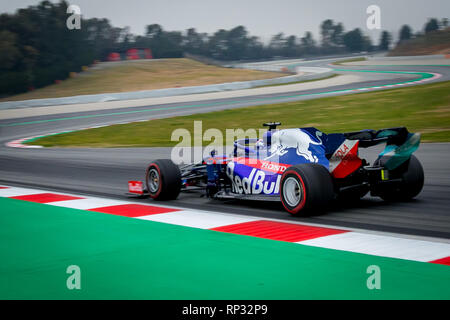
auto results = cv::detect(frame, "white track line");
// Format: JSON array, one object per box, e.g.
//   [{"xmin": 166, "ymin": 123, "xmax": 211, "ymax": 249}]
[
  {"xmin": 49, "ymin": 198, "xmax": 130, "ymax": 210},
  {"xmin": 138, "ymin": 210, "xmax": 259, "ymax": 229},
  {"xmin": 299, "ymin": 232, "xmax": 450, "ymax": 262},
  {"xmin": 0, "ymin": 186, "xmax": 47, "ymax": 197}
]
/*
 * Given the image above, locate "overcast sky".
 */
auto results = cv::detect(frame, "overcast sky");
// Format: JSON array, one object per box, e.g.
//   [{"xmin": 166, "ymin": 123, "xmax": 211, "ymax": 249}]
[{"xmin": 1, "ymin": 0, "xmax": 448, "ymax": 42}]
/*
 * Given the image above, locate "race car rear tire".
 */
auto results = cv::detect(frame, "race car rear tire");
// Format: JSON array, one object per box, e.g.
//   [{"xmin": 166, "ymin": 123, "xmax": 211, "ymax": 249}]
[
  {"xmin": 378, "ymin": 155, "xmax": 424, "ymax": 201},
  {"xmin": 146, "ymin": 159, "xmax": 181, "ymax": 200},
  {"xmin": 280, "ymin": 164, "xmax": 335, "ymax": 215}
]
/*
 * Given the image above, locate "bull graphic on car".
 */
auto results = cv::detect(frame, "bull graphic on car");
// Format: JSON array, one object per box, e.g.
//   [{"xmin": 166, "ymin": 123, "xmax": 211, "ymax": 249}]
[{"xmin": 267, "ymin": 128, "xmax": 323, "ymax": 163}]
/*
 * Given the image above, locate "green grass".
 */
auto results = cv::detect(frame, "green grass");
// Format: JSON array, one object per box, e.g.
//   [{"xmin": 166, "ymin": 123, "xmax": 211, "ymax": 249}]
[
  {"xmin": 1, "ymin": 197, "xmax": 449, "ymax": 299},
  {"xmin": 332, "ymin": 57, "xmax": 367, "ymax": 65},
  {"xmin": 29, "ymin": 80, "xmax": 450, "ymax": 147},
  {"xmin": 1, "ymin": 58, "xmax": 285, "ymax": 102}
]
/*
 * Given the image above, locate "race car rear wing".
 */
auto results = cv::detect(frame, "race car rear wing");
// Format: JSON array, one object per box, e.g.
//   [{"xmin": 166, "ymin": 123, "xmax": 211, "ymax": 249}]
[
  {"xmin": 343, "ymin": 127, "xmax": 410, "ymax": 148},
  {"xmin": 342, "ymin": 127, "xmax": 421, "ymax": 170}
]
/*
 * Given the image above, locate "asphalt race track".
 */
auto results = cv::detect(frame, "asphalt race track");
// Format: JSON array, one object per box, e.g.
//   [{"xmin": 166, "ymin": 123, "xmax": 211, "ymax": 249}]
[{"xmin": 1, "ymin": 58, "xmax": 450, "ymax": 239}]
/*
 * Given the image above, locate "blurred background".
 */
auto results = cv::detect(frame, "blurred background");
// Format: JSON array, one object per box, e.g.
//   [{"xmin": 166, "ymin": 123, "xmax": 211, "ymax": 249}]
[{"xmin": 0, "ymin": 0, "xmax": 448, "ymax": 99}]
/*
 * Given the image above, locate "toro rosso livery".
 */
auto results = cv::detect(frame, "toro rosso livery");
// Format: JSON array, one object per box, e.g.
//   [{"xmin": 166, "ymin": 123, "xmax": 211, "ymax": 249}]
[{"xmin": 129, "ymin": 123, "xmax": 424, "ymax": 215}]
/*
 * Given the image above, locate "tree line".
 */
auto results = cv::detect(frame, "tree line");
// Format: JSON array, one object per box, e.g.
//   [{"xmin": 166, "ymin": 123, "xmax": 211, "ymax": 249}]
[{"xmin": 0, "ymin": 0, "xmax": 447, "ymax": 96}]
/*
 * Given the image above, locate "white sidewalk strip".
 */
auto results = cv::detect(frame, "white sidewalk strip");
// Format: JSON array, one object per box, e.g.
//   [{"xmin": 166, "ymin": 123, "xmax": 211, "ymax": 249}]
[
  {"xmin": 0, "ymin": 186, "xmax": 47, "ymax": 198},
  {"xmin": 138, "ymin": 210, "xmax": 259, "ymax": 229},
  {"xmin": 298, "ymin": 232, "xmax": 450, "ymax": 262}
]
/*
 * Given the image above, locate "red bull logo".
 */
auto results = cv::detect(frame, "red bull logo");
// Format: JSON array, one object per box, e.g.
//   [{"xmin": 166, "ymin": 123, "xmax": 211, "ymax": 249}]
[{"xmin": 226, "ymin": 161, "xmax": 281, "ymax": 195}]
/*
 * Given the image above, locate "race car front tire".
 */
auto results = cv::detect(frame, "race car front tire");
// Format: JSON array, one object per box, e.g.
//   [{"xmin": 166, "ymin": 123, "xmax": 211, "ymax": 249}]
[
  {"xmin": 146, "ymin": 159, "xmax": 181, "ymax": 200},
  {"xmin": 280, "ymin": 164, "xmax": 335, "ymax": 215}
]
